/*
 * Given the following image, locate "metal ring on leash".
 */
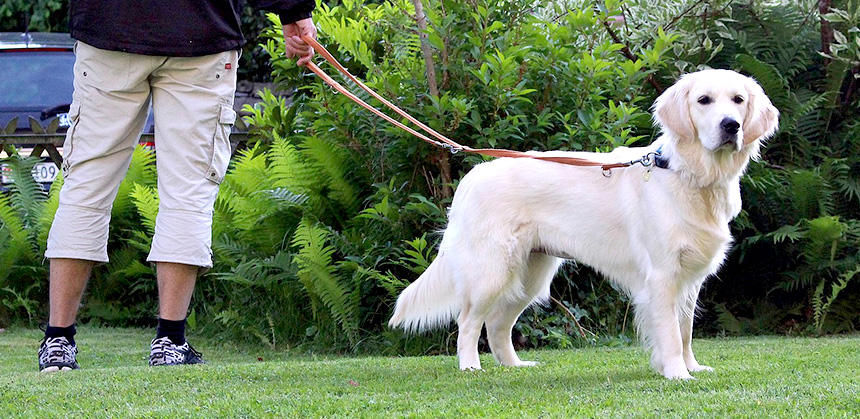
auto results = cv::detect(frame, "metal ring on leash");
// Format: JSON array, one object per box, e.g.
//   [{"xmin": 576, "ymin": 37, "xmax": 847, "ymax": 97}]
[{"xmin": 640, "ymin": 153, "xmax": 653, "ymax": 167}]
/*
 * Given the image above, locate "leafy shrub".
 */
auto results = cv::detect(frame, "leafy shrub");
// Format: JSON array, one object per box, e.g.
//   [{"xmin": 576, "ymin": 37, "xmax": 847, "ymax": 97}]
[{"xmin": 0, "ymin": 0, "xmax": 67, "ymax": 32}]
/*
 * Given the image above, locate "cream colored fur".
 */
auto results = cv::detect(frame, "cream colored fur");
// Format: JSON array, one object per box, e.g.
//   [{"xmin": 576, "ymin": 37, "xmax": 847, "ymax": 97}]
[{"xmin": 388, "ymin": 69, "xmax": 779, "ymax": 379}]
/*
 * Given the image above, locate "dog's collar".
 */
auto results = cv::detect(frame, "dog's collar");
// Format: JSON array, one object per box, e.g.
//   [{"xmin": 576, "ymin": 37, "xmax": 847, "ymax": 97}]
[{"xmin": 653, "ymin": 145, "xmax": 669, "ymax": 169}]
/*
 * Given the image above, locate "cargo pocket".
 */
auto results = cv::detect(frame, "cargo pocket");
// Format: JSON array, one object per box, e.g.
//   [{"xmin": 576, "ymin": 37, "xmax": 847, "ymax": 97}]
[
  {"xmin": 61, "ymin": 102, "xmax": 82, "ymax": 176},
  {"xmin": 204, "ymin": 104, "xmax": 236, "ymax": 184}
]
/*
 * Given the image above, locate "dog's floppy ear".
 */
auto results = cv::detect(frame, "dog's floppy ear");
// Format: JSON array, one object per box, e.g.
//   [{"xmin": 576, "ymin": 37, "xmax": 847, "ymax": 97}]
[
  {"xmin": 742, "ymin": 76, "xmax": 780, "ymax": 144},
  {"xmin": 653, "ymin": 74, "xmax": 695, "ymax": 141}
]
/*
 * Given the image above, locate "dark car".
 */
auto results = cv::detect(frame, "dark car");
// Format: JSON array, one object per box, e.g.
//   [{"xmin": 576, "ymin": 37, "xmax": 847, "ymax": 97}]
[
  {"xmin": 0, "ymin": 32, "xmax": 78, "ymax": 188},
  {"xmin": 0, "ymin": 32, "xmax": 77, "ymax": 133}
]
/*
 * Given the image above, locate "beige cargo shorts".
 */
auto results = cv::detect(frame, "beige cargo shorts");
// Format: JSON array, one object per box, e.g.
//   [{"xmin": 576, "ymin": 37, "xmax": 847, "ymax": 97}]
[{"xmin": 45, "ymin": 42, "xmax": 238, "ymax": 268}]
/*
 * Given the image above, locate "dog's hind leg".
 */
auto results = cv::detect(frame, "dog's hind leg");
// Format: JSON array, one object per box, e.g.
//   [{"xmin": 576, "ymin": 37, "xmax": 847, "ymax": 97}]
[
  {"xmin": 456, "ymin": 299, "xmax": 488, "ymax": 371},
  {"xmin": 455, "ymin": 257, "xmax": 520, "ymax": 371},
  {"xmin": 679, "ymin": 280, "xmax": 713, "ymax": 373},
  {"xmin": 486, "ymin": 253, "xmax": 561, "ymax": 367}
]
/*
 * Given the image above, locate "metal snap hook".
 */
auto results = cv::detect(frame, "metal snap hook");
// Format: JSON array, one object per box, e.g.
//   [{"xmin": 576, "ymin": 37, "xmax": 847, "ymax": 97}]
[
  {"xmin": 442, "ymin": 143, "xmax": 462, "ymax": 154},
  {"xmin": 640, "ymin": 153, "xmax": 653, "ymax": 167},
  {"xmin": 602, "ymin": 168, "xmax": 613, "ymax": 177}
]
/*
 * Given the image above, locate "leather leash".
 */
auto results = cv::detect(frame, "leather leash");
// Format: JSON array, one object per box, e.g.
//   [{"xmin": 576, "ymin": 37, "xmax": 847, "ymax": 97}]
[{"xmin": 300, "ymin": 35, "xmax": 649, "ymax": 172}]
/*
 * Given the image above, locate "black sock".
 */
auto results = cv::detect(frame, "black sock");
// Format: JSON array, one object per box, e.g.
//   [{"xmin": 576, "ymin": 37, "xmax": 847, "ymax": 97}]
[
  {"xmin": 45, "ymin": 324, "xmax": 76, "ymax": 345},
  {"xmin": 156, "ymin": 318, "xmax": 186, "ymax": 345}
]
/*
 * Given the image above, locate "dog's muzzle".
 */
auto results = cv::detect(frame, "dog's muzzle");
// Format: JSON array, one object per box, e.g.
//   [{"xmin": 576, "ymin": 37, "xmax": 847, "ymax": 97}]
[{"xmin": 719, "ymin": 117, "xmax": 741, "ymax": 150}]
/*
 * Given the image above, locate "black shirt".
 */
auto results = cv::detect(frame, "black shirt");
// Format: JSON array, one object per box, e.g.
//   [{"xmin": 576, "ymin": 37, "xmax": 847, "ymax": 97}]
[{"xmin": 69, "ymin": 0, "xmax": 316, "ymax": 57}]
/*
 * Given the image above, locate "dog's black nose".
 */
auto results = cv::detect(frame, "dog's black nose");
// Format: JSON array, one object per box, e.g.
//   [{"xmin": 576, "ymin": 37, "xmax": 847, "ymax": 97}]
[{"xmin": 720, "ymin": 118, "xmax": 740, "ymax": 135}]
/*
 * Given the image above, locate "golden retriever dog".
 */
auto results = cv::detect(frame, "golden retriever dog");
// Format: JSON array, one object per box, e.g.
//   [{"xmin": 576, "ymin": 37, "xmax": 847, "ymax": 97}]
[{"xmin": 388, "ymin": 69, "xmax": 779, "ymax": 379}]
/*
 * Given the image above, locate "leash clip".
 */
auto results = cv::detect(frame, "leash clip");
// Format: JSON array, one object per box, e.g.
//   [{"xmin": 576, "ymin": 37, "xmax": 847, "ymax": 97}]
[
  {"xmin": 441, "ymin": 143, "xmax": 462, "ymax": 154},
  {"xmin": 640, "ymin": 153, "xmax": 654, "ymax": 167}
]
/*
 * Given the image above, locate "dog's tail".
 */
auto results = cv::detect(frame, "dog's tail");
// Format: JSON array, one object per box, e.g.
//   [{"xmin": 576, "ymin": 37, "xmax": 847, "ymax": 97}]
[{"xmin": 388, "ymin": 252, "xmax": 458, "ymax": 333}]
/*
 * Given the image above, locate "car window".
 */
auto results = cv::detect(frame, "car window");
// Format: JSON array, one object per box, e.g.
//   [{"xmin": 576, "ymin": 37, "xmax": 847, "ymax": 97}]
[{"xmin": 0, "ymin": 51, "xmax": 75, "ymax": 110}]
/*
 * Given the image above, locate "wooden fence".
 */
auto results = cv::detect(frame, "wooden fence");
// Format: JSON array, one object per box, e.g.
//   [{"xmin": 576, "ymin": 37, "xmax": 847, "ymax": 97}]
[
  {"xmin": 1, "ymin": 114, "xmax": 253, "ymax": 167},
  {"xmin": 0, "ymin": 133, "xmax": 251, "ymax": 166}
]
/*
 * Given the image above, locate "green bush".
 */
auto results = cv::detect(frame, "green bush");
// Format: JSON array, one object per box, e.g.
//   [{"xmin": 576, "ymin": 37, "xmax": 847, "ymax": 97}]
[{"xmin": 0, "ymin": 0, "xmax": 67, "ymax": 32}]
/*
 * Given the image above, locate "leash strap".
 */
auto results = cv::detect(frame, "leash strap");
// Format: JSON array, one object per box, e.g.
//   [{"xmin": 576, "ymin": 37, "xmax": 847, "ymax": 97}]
[{"xmin": 300, "ymin": 35, "xmax": 637, "ymax": 171}]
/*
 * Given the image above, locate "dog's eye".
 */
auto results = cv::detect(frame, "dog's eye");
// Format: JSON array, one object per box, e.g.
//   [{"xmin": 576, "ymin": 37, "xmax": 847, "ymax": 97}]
[
  {"xmin": 733, "ymin": 95, "xmax": 744, "ymax": 104},
  {"xmin": 697, "ymin": 95, "xmax": 711, "ymax": 105}
]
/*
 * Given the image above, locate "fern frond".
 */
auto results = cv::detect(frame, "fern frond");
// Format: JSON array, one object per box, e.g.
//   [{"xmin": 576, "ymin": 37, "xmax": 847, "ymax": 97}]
[
  {"xmin": 130, "ymin": 184, "xmax": 159, "ymax": 236},
  {"xmin": 268, "ymin": 135, "xmax": 319, "ymax": 194},
  {"xmin": 0, "ymin": 156, "xmax": 46, "ymax": 267},
  {"xmin": 0, "ymin": 193, "xmax": 32, "ymax": 280},
  {"xmin": 812, "ymin": 266, "xmax": 858, "ymax": 334},
  {"xmin": 213, "ymin": 145, "xmax": 270, "ymax": 240},
  {"xmin": 5, "ymin": 156, "xmax": 47, "ymax": 238},
  {"xmin": 113, "ymin": 146, "xmax": 156, "ymax": 219},
  {"xmin": 770, "ymin": 222, "xmax": 805, "ymax": 244},
  {"xmin": 301, "ymin": 135, "xmax": 359, "ymax": 212},
  {"xmin": 37, "ymin": 171, "xmax": 63, "ymax": 254},
  {"xmin": 292, "ymin": 218, "xmax": 359, "ymax": 343},
  {"xmin": 789, "ymin": 169, "xmax": 828, "ymax": 219},
  {"xmin": 735, "ymin": 54, "xmax": 795, "ymax": 115}
]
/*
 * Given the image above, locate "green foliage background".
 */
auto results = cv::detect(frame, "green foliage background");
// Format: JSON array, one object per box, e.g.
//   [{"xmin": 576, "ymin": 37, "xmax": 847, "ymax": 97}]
[{"xmin": 1, "ymin": 0, "xmax": 858, "ymax": 352}]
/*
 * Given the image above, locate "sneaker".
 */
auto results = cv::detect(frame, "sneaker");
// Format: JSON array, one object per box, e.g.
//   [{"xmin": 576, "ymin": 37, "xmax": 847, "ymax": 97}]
[
  {"xmin": 38, "ymin": 336, "xmax": 79, "ymax": 372},
  {"xmin": 149, "ymin": 336, "xmax": 205, "ymax": 366}
]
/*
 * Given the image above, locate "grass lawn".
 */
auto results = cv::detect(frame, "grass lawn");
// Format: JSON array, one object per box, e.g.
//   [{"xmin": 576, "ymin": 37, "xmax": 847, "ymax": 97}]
[{"xmin": 1, "ymin": 327, "xmax": 857, "ymax": 417}]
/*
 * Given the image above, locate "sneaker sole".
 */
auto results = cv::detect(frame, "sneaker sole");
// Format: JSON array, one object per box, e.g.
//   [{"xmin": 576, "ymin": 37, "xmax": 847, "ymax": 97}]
[{"xmin": 40, "ymin": 366, "xmax": 74, "ymax": 373}]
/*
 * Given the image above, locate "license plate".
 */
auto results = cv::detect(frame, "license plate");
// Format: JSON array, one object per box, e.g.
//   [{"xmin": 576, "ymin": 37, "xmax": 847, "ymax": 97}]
[
  {"xmin": 0, "ymin": 162, "xmax": 59, "ymax": 184},
  {"xmin": 58, "ymin": 112, "xmax": 72, "ymax": 128}
]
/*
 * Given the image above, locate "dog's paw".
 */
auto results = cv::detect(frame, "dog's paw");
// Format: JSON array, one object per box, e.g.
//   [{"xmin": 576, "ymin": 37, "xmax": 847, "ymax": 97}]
[
  {"xmin": 662, "ymin": 364, "xmax": 694, "ymax": 380},
  {"xmin": 688, "ymin": 364, "xmax": 714, "ymax": 373},
  {"xmin": 511, "ymin": 360, "xmax": 539, "ymax": 367},
  {"xmin": 664, "ymin": 371, "xmax": 695, "ymax": 380}
]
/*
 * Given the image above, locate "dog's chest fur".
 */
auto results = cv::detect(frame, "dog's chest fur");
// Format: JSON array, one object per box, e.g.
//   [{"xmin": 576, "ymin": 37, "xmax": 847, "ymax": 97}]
[{"xmin": 672, "ymin": 183, "xmax": 738, "ymax": 276}]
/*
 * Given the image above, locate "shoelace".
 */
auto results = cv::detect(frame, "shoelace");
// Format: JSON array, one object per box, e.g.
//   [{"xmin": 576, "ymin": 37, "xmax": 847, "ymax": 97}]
[{"xmin": 185, "ymin": 343, "xmax": 203, "ymax": 359}]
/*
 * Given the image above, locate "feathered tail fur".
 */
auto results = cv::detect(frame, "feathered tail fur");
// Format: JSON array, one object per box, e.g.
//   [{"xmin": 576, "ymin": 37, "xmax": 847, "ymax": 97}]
[{"xmin": 388, "ymin": 252, "xmax": 458, "ymax": 332}]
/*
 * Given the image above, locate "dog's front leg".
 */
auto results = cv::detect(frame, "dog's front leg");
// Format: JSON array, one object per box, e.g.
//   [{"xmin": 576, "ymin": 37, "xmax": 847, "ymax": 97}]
[
  {"xmin": 643, "ymin": 284, "xmax": 694, "ymax": 380},
  {"xmin": 680, "ymin": 281, "xmax": 714, "ymax": 373}
]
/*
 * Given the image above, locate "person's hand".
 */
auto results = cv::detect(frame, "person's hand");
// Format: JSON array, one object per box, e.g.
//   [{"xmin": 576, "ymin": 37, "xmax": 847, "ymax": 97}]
[{"xmin": 283, "ymin": 18, "xmax": 316, "ymax": 67}]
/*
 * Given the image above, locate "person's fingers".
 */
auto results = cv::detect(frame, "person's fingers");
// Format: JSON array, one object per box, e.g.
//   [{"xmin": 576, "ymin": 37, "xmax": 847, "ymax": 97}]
[
  {"xmin": 285, "ymin": 37, "xmax": 312, "ymax": 59},
  {"xmin": 295, "ymin": 18, "xmax": 316, "ymax": 39},
  {"xmin": 284, "ymin": 36, "xmax": 305, "ymax": 50},
  {"xmin": 283, "ymin": 19, "xmax": 315, "ymax": 65},
  {"xmin": 282, "ymin": 23, "xmax": 297, "ymax": 37}
]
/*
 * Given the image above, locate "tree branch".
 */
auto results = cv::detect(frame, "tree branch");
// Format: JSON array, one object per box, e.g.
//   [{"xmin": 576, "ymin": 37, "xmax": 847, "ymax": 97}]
[
  {"xmin": 411, "ymin": 0, "xmax": 439, "ymax": 97},
  {"xmin": 550, "ymin": 296, "xmax": 592, "ymax": 339},
  {"xmin": 410, "ymin": 0, "xmax": 452, "ymax": 199},
  {"xmin": 819, "ymin": 0, "xmax": 834, "ymax": 65},
  {"xmin": 602, "ymin": 20, "xmax": 664, "ymax": 93}
]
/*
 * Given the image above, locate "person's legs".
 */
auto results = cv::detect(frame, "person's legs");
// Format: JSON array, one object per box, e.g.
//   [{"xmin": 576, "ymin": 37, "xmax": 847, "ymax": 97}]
[
  {"xmin": 146, "ymin": 49, "xmax": 239, "ymax": 366},
  {"xmin": 152, "ymin": 262, "xmax": 197, "ymax": 348},
  {"xmin": 157, "ymin": 262, "xmax": 198, "ymax": 321},
  {"xmin": 40, "ymin": 42, "xmax": 157, "ymax": 371},
  {"xmin": 48, "ymin": 259, "xmax": 94, "ymax": 328}
]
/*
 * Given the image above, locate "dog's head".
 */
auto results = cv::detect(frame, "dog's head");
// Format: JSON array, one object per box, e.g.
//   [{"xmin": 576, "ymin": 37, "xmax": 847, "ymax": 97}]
[{"xmin": 653, "ymin": 69, "xmax": 779, "ymax": 151}]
